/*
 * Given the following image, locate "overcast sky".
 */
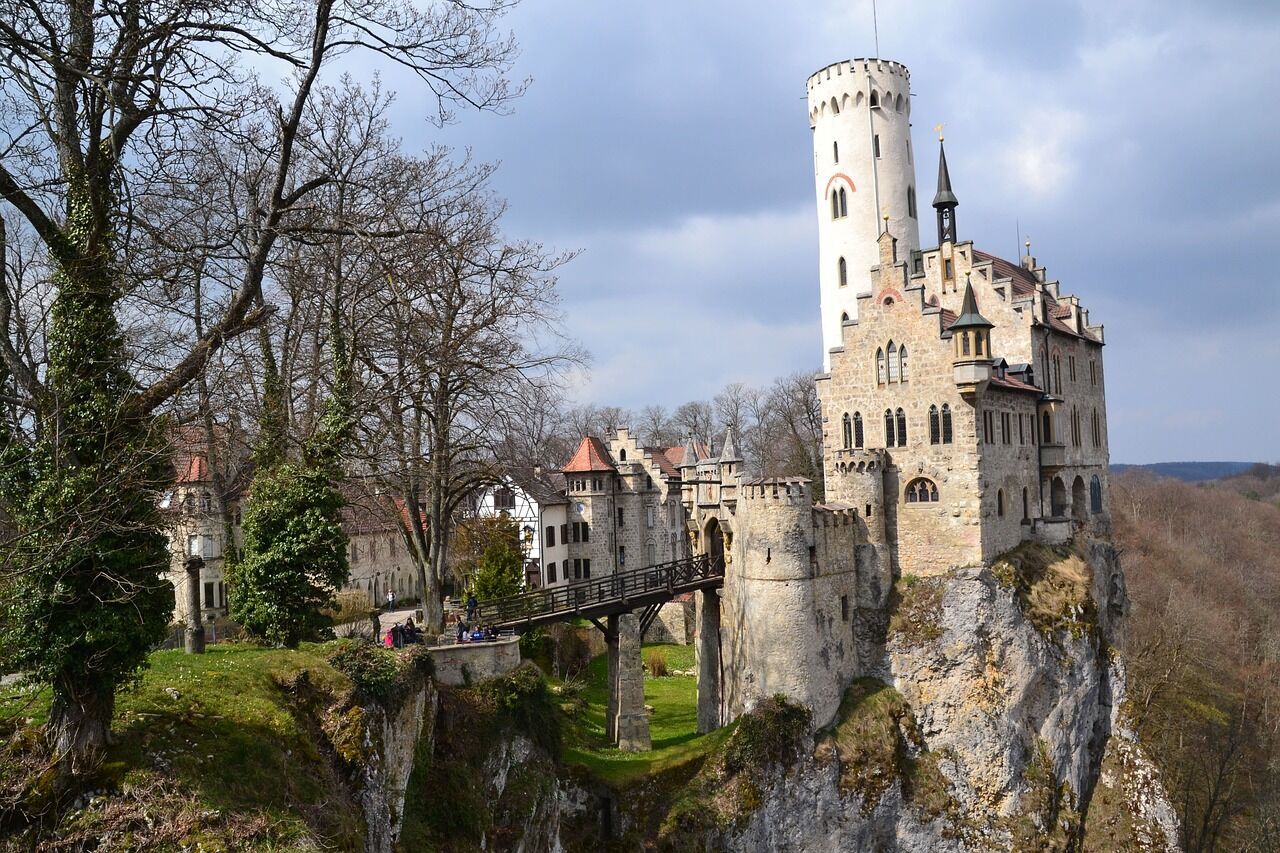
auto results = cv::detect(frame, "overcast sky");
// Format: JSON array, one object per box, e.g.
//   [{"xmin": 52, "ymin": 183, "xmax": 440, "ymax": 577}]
[{"xmin": 382, "ymin": 0, "xmax": 1278, "ymax": 464}]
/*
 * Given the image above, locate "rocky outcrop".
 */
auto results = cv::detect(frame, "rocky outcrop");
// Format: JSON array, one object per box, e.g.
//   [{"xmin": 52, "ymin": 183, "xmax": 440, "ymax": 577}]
[
  {"xmin": 705, "ymin": 541, "xmax": 1180, "ymax": 852},
  {"xmin": 356, "ymin": 679, "xmax": 437, "ymax": 853}
]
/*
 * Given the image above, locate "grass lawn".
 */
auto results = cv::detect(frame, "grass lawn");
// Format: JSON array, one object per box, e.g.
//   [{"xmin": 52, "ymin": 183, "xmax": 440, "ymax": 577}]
[
  {"xmin": 1, "ymin": 643, "xmax": 365, "ymax": 849},
  {"xmin": 560, "ymin": 643, "xmax": 733, "ymax": 787}
]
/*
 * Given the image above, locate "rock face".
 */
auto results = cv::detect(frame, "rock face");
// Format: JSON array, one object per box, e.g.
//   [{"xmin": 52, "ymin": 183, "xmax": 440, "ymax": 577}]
[
  {"xmin": 710, "ymin": 541, "xmax": 1181, "ymax": 852},
  {"xmin": 358, "ymin": 679, "xmax": 437, "ymax": 853}
]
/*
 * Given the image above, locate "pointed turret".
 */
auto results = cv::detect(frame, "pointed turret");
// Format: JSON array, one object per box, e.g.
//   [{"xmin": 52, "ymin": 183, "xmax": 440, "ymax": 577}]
[
  {"xmin": 932, "ymin": 139, "xmax": 959, "ymax": 245},
  {"xmin": 719, "ymin": 426, "xmax": 741, "ymax": 463},
  {"xmin": 678, "ymin": 434, "xmax": 700, "ymax": 470},
  {"xmin": 950, "ymin": 274, "xmax": 993, "ymax": 396}
]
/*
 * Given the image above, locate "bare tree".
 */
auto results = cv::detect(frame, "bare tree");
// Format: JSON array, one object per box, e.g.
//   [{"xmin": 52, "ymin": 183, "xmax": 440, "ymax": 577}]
[{"xmin": 0, "ymin": 0, "xmax": 524, "ymax": 772}]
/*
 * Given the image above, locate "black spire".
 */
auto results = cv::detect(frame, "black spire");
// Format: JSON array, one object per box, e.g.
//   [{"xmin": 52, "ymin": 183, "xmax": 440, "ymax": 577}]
[
  {"xmin": 950, "ymin": 276, "xmax": 992, "ymax": 331},
  {"xmin": 933, "ymin": 139, "xmax": 958, "ymax": 244}
]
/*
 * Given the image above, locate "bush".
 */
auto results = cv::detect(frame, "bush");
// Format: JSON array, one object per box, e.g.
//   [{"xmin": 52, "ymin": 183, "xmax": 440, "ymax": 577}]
[
  {"xmin": 326, "ymin": 591, "xmax": 374, "ymax": 626},
  {"xmin": 327, "ymin": 640, "xmax": 431, "ymax": 705},
  {"xmin": 646, "ymin": 648, "xmax": 669, "ymax": 678}
]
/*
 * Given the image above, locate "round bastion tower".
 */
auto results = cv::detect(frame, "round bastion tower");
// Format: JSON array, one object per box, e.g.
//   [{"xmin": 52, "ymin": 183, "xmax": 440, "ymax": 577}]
[{"xmin": 808, "ymin": 59, "xmax": 921, "ymax": 369}]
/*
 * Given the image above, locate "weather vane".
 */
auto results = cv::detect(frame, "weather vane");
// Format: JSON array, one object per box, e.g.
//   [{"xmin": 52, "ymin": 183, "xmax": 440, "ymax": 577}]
[{"xmin": 934, "ymin": 123, "xmax": 945, "ymax": 141}]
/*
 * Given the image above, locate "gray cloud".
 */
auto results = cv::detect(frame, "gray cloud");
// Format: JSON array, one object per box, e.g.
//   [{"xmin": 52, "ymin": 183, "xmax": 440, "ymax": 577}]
[{"xmin": 376, "ymin": 0, "xmax": 1278, "ymax": 463}]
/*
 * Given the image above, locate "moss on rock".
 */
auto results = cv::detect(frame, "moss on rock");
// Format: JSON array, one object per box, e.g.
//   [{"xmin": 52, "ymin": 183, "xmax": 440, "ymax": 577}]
[
  {"xmin": 991, "ymin": 543, "xmax": 1098, "ymax": 641},
  {"xmin": 887, "ymin": 574, "xmax": 945, "ymax": 646}
]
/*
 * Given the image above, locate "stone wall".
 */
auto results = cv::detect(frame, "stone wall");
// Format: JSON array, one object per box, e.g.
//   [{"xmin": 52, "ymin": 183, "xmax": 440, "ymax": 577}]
[{"xmin": 427, "ymin": 637, "xmax": 522, "ymax": 686}]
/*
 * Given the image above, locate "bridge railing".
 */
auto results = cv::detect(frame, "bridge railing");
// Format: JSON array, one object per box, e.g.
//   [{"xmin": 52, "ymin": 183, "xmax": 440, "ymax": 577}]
[{"xmin": 476, "ymin": 554, "xmax": 722, "ymax": 626}]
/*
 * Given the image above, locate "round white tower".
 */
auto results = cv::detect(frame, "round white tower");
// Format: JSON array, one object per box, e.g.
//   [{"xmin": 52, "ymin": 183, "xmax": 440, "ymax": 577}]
[{"xmin": 808, "ymin": 59, "xmax": 922, "ymax": 369}]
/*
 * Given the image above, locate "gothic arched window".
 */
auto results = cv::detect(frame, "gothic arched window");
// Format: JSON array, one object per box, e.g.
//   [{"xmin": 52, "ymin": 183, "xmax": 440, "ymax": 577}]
[
  {"xmin": 997, "ymin": 489, "xmax": 1006, "ymax": 517},
  {"xmin": 887, "ymin": 341, "xmax": 899, "ymax": 382},
  {"xmin": 842, "ymin": 413, "xmax": 852, "ymax": 449},
  {"xmin": 833, "ymin": 140, "xmax": 839, "ymax": 163},
  {"xmin": 870, "ymin": 91, "xmax": 879, "ymax": 108},
  {"xmin": 899, "ymin": 345, "xmax": 909, "ymax": 382},
  {"xmin": 831, "ymin": 191, "xmax": 840, "ymax": 220},
  {"xmin": 1090, "ymin": 476, "xmax": 1103, "ymax": 514},
  {"xmin": 1042, "ymin": 411, "xmax": 1053, "ymax": 444},
  {"xmin": 854, "ymin": 412, "xmax": 864, "ymax": 448},
  {"xmin": 876, "ymin": 348, "xmax": 886, "ymax": 384},
  {"xmin": 838, "ymin": 256, "xmax": 848, "ymax": 287},
  {"xmin": 905, "ymin": 477, "xmax": 939, "ymax": 503},
  {"xmin": 929, "ymin": 405, "xmax": 940, "ymax": 445},
  {"xmin": 1053, "ymin": 354, "xmax": 1062, "ymax": 393},
  {"xmin": 884, "ymin": 409, "xmax": 895, "ymax": 447},
  {"xmin": 941, "ymin": 404, "xmax": 953, "ymax": 444},
  {"xmin": 839, "ymin": 187, "xmax": 848, "ymax": 217},
  {"xmin": 895, "ymin": 408, "xmax": 907, "ymax": 446}
]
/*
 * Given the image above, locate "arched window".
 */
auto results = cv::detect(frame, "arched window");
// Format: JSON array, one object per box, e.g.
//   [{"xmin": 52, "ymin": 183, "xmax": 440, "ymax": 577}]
[
  {"xmin": 831, "ymin": 191, "xmax": 840, "ymax": 219},
  {"xmin": 1090, "ymin": 476, "xmax": 1103, "ymax": 514},
  {"xmin": 941, "ymin": 404, "xmax": 953, "ymax": 444},
  {"xmin": 905, "ymin": 478, "xmax": 939, "ymax": 503},
  {"xmin": 887, "ymin": 341, "xmax": 899, "ymax": 382},
  {"xmin": 929, "ymin": 405, "xmax": 940, "ymax": 445},
  {"xmin": 961, "ymin": 332, "xmax": 971, "ymax": 356},
  {"xmin": 1042, "ymin": 411, "xmax": 1052, "ymax": 443},
  {"xmin": 899, "ymin": 345, "xmax": 909, "ymax": 382},
  {"xmin": 1092, "ymin": 409, "xmax": 1101, "ymax": 447},
  {"xmin": 620, "ymin": 448, "xmax": 626, "ymax": 461},
  {"xmin": 870, "ymin": 91, "xmax": 880, "ymax": 108},
  {"xmin": 876, "ymin": 348, "xmax": 886, "ymax": 384},
  {"xmin": 907, "ymin": 185, "xmax": 916, "ymax": 218},
  {"xmin": 884, "ymin": 409, "xmax": 895, "ymax": 446},
  {"xmin": 997, "ymin": 489, "xmax": 1005, "ymax": 517},
  {"xmin": 854, "ymin": 412, "xmax": 864, "ymax": 448},
  {"xmin": 833, "ymin": 140, "xmax": 839, "ymax": 163},
  {"xmin": 838, "ymin": 256, "xmax": 848, "ymax": 287},
  {"xmin": 895, "ymin": 93, "xmax": 904, "ymax": 112},
  {"xmin": 839, "ymin": 187, "xmax": 848, "ymax": 217},
  {"xmin": 842, "ymin": 413, "xmax": 852, "ymax": 449},
  {"xmin": 895, "ymin": 408, "xmax": 907, "ymax": 446},
  {"xmin": 1053, "ymin": 354, "xmax": 1062, "ymax": 393},
  {"xmin": 830, "ymin": 96, "xmax": 840, "ymax": 114},
  {"xmin": 841, "ymin": 311, "xmax": 850, "ymax": 322}
]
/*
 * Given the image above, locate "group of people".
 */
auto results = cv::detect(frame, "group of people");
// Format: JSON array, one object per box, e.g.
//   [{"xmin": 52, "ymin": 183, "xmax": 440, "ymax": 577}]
[{"xmin": 383, "ymin": 617, "xmax": 424, "ymax": 648}]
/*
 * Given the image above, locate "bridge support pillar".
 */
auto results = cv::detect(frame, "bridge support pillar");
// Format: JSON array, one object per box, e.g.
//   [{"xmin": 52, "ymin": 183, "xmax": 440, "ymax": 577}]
[
  {"xmin": 696, "ymin": 589, "xmax": 722, "ymax": 733},
  {"xmin": 612, "ymin": 612, "xmax": 650, "ymax": 752}
]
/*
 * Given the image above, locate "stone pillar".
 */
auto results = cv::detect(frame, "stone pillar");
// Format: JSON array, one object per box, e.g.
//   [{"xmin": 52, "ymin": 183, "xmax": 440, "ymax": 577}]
[
  {"xmin": 695, "ymin": 589, "xmax": 722, "ymax": 733},
  {"xmin": 605, "ymin": 615, "xmax": 619, "ymax": 744},
  {"xmin": 184, "ymin": 556, "xmax": 206, "ymax": 655},
  {"xmin": 614, "ymin": 612, "xmax": 651, "ymax": 752}
]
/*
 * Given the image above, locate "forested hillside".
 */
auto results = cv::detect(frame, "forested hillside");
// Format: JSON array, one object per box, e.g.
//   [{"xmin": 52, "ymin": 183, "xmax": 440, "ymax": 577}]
[{"xmin": 1113, "ymin": 470, "xmax": 1280, "ymax": 851}]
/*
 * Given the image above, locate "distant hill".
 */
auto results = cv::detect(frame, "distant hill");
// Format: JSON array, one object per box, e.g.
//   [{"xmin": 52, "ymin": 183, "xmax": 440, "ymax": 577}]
[{"xmin": 1111, "ymin": 461, "xmax": 1257, "ymax": 482}]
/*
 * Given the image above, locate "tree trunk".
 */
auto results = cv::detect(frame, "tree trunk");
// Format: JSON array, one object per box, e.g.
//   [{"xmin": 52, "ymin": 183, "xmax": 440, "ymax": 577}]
[
  {"xmin": 185, "ymin": 557, "xmax": 207, "ymax": 654},
  {"xmin": 48, "ymin": 681, "xmax": 115, "ymax": 778}
]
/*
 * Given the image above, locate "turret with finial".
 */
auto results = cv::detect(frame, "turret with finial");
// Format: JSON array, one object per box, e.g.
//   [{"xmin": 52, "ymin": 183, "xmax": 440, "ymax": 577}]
[
  {"xmin": 932, "ymin": 126, "xmax": 959, "ymax": 246},
  {"xmin": 950, "ymin": 272, "xmax": 994, "ymax": 397}
]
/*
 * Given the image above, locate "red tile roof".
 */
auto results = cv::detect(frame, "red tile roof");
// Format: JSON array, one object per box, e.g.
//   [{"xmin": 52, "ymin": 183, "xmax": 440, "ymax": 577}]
[
  {"xmin": 988, "ymin": 373, "xmax": 1043, "ymax": 394},
  {"xmin": 939, "ymin": 308, "xmax": 958, "ymax": 329},
  {"xmin": 974, "ymin": 249, "xmax": 1038, "ymax": 297},
  {"xmin": 644, "ymin": 447, "xmax": 681, "ymax": 480},
  {"xmin": 175, "ymin": 453, "xmax": 210, "ymax": 484},
  {"xmin": 561, "ymin": 436, "xmax": 617, "ymax": 474}
]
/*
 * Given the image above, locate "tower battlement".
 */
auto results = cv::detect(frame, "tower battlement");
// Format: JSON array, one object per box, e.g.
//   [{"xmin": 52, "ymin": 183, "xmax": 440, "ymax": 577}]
[
  {"xmin": 740, "ymin": 477, "xmax": 812, "ymax": 505},
  {"xmin": 807, "ymin": 58, "xmax": 911, "ymax": 92}
]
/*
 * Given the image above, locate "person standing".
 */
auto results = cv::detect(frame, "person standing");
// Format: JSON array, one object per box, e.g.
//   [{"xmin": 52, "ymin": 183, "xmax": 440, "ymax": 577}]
[
  {"xmin": 386, "ymin": 589, "xmax": 396, "ymax": 612},
  {"xmin": 466, "ymin": 592, "xmax": 478, "ymax": 622}
]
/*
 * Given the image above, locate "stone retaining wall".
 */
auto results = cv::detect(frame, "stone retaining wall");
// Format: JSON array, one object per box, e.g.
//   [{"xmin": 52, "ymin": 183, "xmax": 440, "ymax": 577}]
[{"xmin": 427, "ymin": 636, "xmax": 522, "ymax": 686}]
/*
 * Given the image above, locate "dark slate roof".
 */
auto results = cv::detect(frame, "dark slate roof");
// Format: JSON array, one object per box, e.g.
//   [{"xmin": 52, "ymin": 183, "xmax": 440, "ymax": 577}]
[{"xmin": 933, "ymin": 141, "xmax": 959, "ymax": 208}]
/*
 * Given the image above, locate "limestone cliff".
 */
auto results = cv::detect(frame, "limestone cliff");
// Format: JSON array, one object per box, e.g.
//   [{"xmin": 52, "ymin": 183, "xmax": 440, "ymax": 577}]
[{"xmin": 695, "ymin": 540, "xmax": 1180, "ymax": 852}]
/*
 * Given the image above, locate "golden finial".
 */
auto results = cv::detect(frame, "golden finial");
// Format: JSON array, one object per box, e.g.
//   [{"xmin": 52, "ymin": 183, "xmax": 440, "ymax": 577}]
[
  {"xmin": 882, "ymin": 208, "xmax": 890, "ymax": 223},
  {"xmin": 933, "ymin": 122, "xmax": 945, "ymax": 141}
]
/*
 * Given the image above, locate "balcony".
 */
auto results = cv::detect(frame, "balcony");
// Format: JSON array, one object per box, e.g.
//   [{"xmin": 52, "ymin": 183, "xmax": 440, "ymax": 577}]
[{"xmin": 1039, "ymin": 443, "xmax": 1066, "ymax": 471}]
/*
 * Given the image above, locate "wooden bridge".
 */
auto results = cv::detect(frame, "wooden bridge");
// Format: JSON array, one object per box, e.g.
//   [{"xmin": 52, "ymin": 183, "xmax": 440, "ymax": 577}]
[{"xmin": 476, "ymin": 554, "xmax": 724, "ymax": 637}]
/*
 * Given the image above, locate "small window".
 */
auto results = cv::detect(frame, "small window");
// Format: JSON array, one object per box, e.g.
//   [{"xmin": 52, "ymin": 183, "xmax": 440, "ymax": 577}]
[
  {"xmin": 906, "ymin": 185, "xmax": 916, "ymax": 218},
  {"xmin": 997, "ymin": 489, "xmax": 1005, "ymax": 517},
  {"xmin": 895, "ymin": 408, "xmax": 907, "ymax": 447},
  {"xmin": 1090, "ymin": 360, "xmax": 1097, "ymax": 386},
  {"xmin": 1022, "ymin": 487, "xmax": 1030, "ymax": 521},
  {"xmin": 547, "ymin": 562, "xmax": 557, "ymax": 583},
  {"xmin": 560, "ymin": 523, "xmax": 568, "ymax": 544},
  {"xmin": 620, "ymin": 448, "xmax": 627, "ymax": 461},
  {"xmin": 833, "ymin": 140, "xmax": 839, "ymax": 163},
  {"xmin": 944, "ymin": 258, "xmax": 953, "ymax": 278},
  {"xmin": 899, "ymin": 345, "xmax": 909, "ymax": 382},
  {"xmin": 839, "ymin": 187, "xmax": 848, "ymax": 217},
  {"xmin": 203, "ymin": 582, "xmax": 215, "ymax": 608},
  {"xmin": 842, "ymin": 413, "xmax": 852, "ymax": 449},
  {"xmin": 854, "ymin": 412, "xmax": 864, "ymax": 448},
  {"xmin": 545, "ymin": 525, "xmax": 555, "ymax": 548},
  {"xmin": 583, "ymin": 558, "xmax": 591, "ymax": 578},
  {"xmin": 841, "ymin": 311, "xmax": 850, "ymax": 322},
  {"xmin": 905, "ymin": 478, "xmax": 939, "ymax": 503},
  {"xmin": 617, "ymin": 507, "xmax": 625, "ymax": 527},
  {"xmin": 618, "ymin": 546, "xmax": 626, "ymax": 567},
  {"xmin": 876, "ymin": 348, "xmax": 886, "ymax": 384},
  {"xmin": 870, "ymin": 91, "xmax": 879, "ymax": 108},
  {"xmin": 941, "ymin": 404, "xmax": 953, "ymax": 444},
  {"xmin": 1090, "ymin": 476, "xmax": 1103, "ymax": 514},
  {"xmin": 887, "ymin": 341, "xmax": 899, "ymax": 382},
  {"xmin": 838, "ymin": 256, "xmax": 848, "ymax": 287},
  {"xmin": 573, "ymin": 558, "xmax": 581, "ymax": 579},
  {"xmin": 841, "ymin": 595, "xmax": 849, "ymax": 621},
  {"xmin": 884, "ymin": 409, "xmax": 895, "ymax": 447},
  {"xmin": 865, "ymin": 503, "xmax": 872, "ymax": 517},
  {"xmin": 873, "ymin": 134, "xmax": 881, "ymax": 158},
  {"xmin": 832, "ymin": 191, "xmax": 840, "ymax": 220},
  {"xmin": 929, "ymin": 405, "xmax": 940, "ymax": 445}
]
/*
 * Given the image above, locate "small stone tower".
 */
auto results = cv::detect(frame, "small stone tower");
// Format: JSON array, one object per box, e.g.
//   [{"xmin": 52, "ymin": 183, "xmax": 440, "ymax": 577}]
[{"xmin": 808, "ymin": 58, "xmax": 921, "ymax": 368}]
